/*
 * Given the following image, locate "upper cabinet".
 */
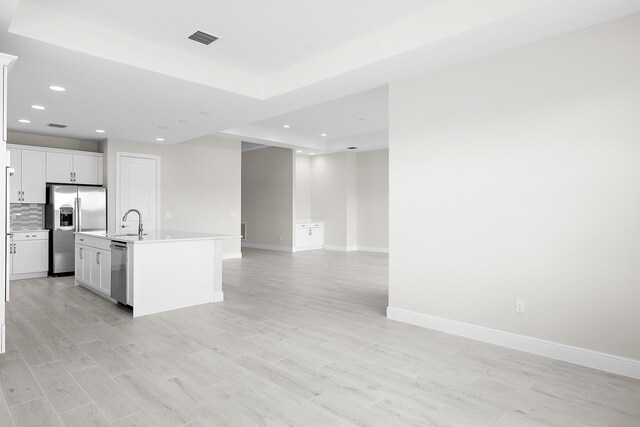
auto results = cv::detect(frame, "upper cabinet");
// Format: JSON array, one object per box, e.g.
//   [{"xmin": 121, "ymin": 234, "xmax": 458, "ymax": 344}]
[
  {"xmin": 7, "ymin": 148, "xmax": 46, "ymax": 204},
  {"xmin": 7, "ymin": 145, "xmax": 103, "ymax": 201},
  {"xmin": 73, "ymin": 154, "xmax": 101, "ymax": 185},
  {"xmin": 44, "ymin": 152, "xmax": 73, "ymax": 183},
  {"xmin": 46, "ymin": 151, "xmax": 102, "ymax": 185}
]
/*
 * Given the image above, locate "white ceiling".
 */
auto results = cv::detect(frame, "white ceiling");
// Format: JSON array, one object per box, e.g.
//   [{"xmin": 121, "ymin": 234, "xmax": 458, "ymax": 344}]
[
  {"xmin": 25, "ymin": 0, "xmax": 436, "ymax": 76},
  {"xmin": 2, "ymin": 0, "xmax": 640, "ymax": 153}
]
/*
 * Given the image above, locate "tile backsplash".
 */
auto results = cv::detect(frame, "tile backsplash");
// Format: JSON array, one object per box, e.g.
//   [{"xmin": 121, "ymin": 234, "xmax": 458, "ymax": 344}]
[{"xmin": 10, "ymin": 204, "xmax": 45, "ymax": 231}]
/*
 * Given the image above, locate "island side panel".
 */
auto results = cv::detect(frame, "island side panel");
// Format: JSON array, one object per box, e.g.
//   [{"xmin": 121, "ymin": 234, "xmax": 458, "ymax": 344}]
[
  {"xmin": 213, "ymin": 239, "xmax": 223, "ymax": 302},
  {"xmin": 132, "ymin": 239, "xmax": 216, "ymax": 317}
]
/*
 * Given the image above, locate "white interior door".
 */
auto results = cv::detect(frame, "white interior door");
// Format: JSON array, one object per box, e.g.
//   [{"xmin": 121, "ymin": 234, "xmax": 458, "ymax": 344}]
[{"xmin": 117, "ymin": 154, "xmax": 159, "ymax": 233}]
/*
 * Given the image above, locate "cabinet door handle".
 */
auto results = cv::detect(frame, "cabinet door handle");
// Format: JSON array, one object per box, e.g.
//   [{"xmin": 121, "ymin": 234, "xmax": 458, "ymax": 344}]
[
  {"xmin": 79, "ymin": 247, "xmax": 83, "ymax": 259},
  {"xmin": 96, "ymin": 252, "xmax": 100, "ymax": 265}
]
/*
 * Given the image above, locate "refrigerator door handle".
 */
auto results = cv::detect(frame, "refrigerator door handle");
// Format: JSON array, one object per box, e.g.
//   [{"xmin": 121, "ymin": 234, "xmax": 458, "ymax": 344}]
[
  {"xmin": 77, "ymin": 198, "xmax": 82, "ymax": 232},
  {"xmin": 74, "ymin": 198, "xmax": 78, "ymax": 233}
]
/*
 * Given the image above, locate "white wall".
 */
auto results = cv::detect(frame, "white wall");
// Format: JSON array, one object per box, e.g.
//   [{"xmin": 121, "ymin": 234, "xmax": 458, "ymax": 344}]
[
  {"xmin": 389, "ymin": 15, "xmax": 640, "ymax": 360},
  {"xmin": 303, "ymin": 149, "xmax": 388, "ymax": 251},
  {"xmin": 163, "ymin": 135, "xmax": 241, "ymax": 257},
  {"xmin": 104, "ymin": 135, "xmax": 242, "ymax": 257},
  {"xmin": 242, "ymin": 146, "xmax": 294, "ymax": 250},
  {"xmin": 357, "ymin": 149, "xmax": 389, "ymax": 250},
  {"xmin": 295, "ymin": 154, "xmax": 312, "ymax": 220},
  {"xmin": 310, "ymin": 152, "xmax": 356, "ymax": 249},
  {"xmin": 8, "ymin": 131, "xmax": 101, "ymax": 152}
]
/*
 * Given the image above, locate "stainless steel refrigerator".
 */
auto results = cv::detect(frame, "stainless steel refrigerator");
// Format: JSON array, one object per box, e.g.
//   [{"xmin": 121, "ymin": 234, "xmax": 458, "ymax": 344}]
[{"xmin": 45, "ymin": 184, "xmax": 106, "ymax": 275}]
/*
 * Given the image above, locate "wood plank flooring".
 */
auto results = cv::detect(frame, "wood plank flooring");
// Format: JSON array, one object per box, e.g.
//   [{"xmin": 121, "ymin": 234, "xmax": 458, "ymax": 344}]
[{"xmin": 1, "ymin": 248, "xmax": 639, "ymax": 426}]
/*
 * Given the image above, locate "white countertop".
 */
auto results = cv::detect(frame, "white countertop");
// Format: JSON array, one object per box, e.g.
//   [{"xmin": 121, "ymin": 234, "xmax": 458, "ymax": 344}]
[{"xmin": 76, "ymin": 230, "xmax": 239, "ymax": 244}]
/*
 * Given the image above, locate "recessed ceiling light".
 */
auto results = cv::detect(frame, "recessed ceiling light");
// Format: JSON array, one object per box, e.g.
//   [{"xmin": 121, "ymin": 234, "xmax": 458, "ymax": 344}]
[
  {"xmin": 156, "ymin": 138, "xmax": 165, "ymax": 142},
  {"xmin": 31, "ymin": 105, "xmax": 45, "ymax": 110},
  {"xmin": 49, "ymin": 85, "xmax": 66, "ymax": 92},
  {"xmin": 310, "ymin": 153, "xmax": 315, "ymax": 155},
  {"xmin": 320, "ymin": 133, "xmax": 327, "ymax": 137},
  {"xmin": 18, "ymin": 119, "xmax": 31, "ymax": 124},
  {"xmin": 296, "ymin": 150, "xmax": 302, "ymax": 153},
  {"xmin": 95, "ymin": 129, "xmax": 105, "ymax": 133},
  {"xmin": 283, "ymin": 125, "xmax": 291, "ymax": 128}
]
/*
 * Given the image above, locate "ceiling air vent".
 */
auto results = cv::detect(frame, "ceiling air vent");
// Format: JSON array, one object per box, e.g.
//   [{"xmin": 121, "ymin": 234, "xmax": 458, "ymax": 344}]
[
  {"xmin": 48, "ymin": 123, "xmax": 68, "ymax": 128},
  {"xmin": 188, "ymin": 31, "xmax": 218, "ymax": 45},
  {"xmin": 347, "ymin": 146, "xmax": 358, "ymax": 150}
]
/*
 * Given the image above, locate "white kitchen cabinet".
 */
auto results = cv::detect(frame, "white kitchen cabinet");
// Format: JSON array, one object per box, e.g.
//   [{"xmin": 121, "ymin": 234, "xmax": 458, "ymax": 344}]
[
  {"xmin": 46, "ymin": 151, "xmax": 73, "ymax": 183},
  {"xmin": 75, "ymin": 245, "xmax": 86, "ymax": 282},
  {"xmin": 75, "ymin": 235, "xmax": 111, "ymax": 297},
  {"xmin": 7, "ymin": 148, "xmax": 20, "ymax": 203},
  {"xmin": 46, "ymin": 151, "xmax": 102, "ymax": 185},
  {"xmin": 98, "ymin": 250, "xmax": 111, "ymax": 295},
  {"xmin": 10, "ymin": 231, "xmax": 49, "ymax": 280},
  {"xmin": 82, "ymin": 246, "xmax": 91, "ymax": 284},
  {"xmin": 295, "ymin": 222, "xmax": 324, "ymax": 251},
  {"xmin": 73, "ymin": 154, "xmax": 100, "ymax": 185},
  {"xmin": 86, "ymin": 246, "xmax": 111, "ymax": 295},
  {"xmin": 7, "ymin": 148, "xmax": 46, "ymax": 203}
]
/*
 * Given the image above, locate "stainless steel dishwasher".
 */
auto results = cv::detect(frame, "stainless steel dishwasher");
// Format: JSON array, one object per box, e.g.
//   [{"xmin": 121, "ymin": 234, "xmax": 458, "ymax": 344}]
[{"xmin": 110, "ymin": 241, "xmax": 128, "ymax": 305}]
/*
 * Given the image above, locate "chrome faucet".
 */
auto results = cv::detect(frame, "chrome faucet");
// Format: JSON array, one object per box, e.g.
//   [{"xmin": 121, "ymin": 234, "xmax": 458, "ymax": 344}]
[{"xmin": 122, "ymin": 209, "xmax": 144, "ymax": 235}]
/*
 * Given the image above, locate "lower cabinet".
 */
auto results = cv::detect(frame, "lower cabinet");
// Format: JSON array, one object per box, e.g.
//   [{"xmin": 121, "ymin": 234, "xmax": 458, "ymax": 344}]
[
  {"xmin": 76, "ymin": 239, "xmax": 111, "ymax": 296},
  {"xmin": 295, "ymin": 223, "xmax": 325, "ymax": 251},
  {"xmin": 10, "ymin": 231, "xmax": 49, "ymax": 280}
]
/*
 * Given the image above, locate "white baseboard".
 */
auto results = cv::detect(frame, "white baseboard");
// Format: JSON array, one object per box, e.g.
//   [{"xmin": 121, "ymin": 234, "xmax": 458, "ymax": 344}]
[
  {"xmin": 213, "ymin": 291, "xmax": 224, "ymax": 302},
  {"xmin": 356, "ymin": 246, "xmax": 389, "ymax": 253},
  {"xmin": 241, "ymin": 242, "xmax": 293, "ymax": 252},
  {"xmin": 323, "ymin": 245, "xmax": 358, "ymax": 252},
  {"xmin": 294, "ymin": 246, "xmax": 323, "ymax": 252},
  {"xmin": 222, "ymin": 252, "xmax": 242, "ymax": 260},
  {"xmin": 323, "ymin": 245, "xmax": 388, "ymax": 253},
  {"xmin": 387, "ymin": 306, "xmax": 640, "ymax": 380},
  {"xmin": 10, "ymin": 271, "xmax": 48, "ymax": 281}
]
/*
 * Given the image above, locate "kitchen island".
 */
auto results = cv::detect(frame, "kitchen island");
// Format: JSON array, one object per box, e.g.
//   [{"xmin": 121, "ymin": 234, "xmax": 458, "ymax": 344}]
[{"xmin": 75, "ymin": 230, "xmax": 238, "ymax": 317}]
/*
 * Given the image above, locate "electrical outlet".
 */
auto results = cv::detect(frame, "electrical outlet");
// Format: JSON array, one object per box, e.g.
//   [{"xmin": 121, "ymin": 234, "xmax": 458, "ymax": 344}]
[{"xmin": 515, "ymin": 299, "xmax": 525, "ymax": 313}]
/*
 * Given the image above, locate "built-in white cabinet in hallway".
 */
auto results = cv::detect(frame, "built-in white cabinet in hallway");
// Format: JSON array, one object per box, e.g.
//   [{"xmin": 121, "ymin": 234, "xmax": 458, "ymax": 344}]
[
  {"xmin": 10, "ymin": 231, "xmax": 49, "ymax": 280},
  {"xmin": 75, "ymin": 235, "xmax": 111, "ymax": 296},
  {"xmin": 46, "ymin": 151, "xmax": 102, "ymax": 185},
  {"xmin": 295, "ymin": 222, "xmax": 324, "ymax": 251},
  {"xmin": 7, "ymin": 148, "xmax": 46, "ymax": 203}
]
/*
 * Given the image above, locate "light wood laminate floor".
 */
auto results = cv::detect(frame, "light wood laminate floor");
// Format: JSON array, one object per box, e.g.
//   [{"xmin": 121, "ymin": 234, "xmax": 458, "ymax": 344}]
[{"xmin": 1, "ymin": 248, "xmax": 639, "ymax": 426}]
